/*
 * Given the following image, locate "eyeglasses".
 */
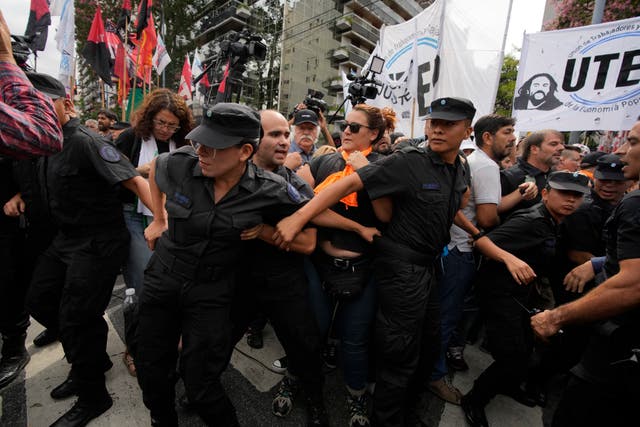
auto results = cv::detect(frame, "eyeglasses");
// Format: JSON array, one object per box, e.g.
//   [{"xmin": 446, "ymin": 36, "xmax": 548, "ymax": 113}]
[
  {"xmin": 191, "ymin": 141, "xmax": 216, "ymax": 158},
  {"xmin": 153, "ymin": 119, "xmax": 181, "ymax": 132},
  {"xmin": 339, "ymin": 122, "xmax": 372, "ymax": 134}
]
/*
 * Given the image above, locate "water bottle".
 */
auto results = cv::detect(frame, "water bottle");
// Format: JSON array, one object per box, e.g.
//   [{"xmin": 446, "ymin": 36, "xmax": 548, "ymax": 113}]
[
  {"xmin": 123, "ymin": 288, "xmax": 139, "ymax": 356},
  {"xmin": 123, "ymin": 288, "xmax": 137, "ymax": 310}
]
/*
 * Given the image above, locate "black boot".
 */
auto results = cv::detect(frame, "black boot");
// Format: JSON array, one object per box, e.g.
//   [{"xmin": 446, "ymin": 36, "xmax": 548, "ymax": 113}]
[
  {"xmin": 50, "ymin": 383, "xmax": 112, "ymax": 427},
  {"xmin": 33, "ymin": 328, "xmax": 59, "ymax": 347},
  {"xmin": 461, "ymin": 390, "xmax": 489, "ymax": 427},
  {"xmin": 0, "ymin": 333, "xmax": 30, "ymax": 389},
  {"xmin": 51, "ymin": 373, "xmax": 80, "ymax": 400}
]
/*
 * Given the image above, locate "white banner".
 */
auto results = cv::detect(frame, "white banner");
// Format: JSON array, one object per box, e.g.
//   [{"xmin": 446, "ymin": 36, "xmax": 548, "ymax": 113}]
[
  {"xmin": 365, "ymin": 0, "xmax": 510, "ymax": 136},
  {"xmin": 513, "ymin": 17, "xmax": 640, "ymax": 132},
  {"xmin": 52, "ymin": 0, "xmax": 75, "ymax": 94}
]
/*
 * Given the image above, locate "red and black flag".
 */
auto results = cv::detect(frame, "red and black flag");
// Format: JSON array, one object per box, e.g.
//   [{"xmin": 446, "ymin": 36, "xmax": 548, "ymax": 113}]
[
  {"xmin": 24, "ymin": 0, "xmax": 51, "ymax": 52},
  {"xmin": 82, "ymin": 6, "xmax": 113, "ymax": 85},
  {"xmin": 116, "ymin": 0, "xmax": 132, "ymax": 33},
  {"xmin": 136, "ymin": 0, "xmax": 152, "ymax": 39}
]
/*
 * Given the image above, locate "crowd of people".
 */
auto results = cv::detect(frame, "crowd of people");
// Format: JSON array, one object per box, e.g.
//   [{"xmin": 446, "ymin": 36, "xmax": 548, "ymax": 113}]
[{"xmin": 1, "ymin": 7, "xmax": 639, "ymax": 427}]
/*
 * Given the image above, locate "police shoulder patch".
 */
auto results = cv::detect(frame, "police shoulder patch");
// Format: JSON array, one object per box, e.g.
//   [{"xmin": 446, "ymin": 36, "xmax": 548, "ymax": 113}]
[
  {"xmin": 99, "ymin": 144, "xmax": 121, "ymax": 162},
  {"xmin": 287, "ymin": 183, "xmax": 302, "ymax": 203}
]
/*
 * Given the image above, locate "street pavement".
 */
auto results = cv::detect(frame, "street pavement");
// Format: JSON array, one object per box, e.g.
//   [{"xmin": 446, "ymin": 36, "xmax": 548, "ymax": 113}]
[{"xmin": 0, "ymin": 276, "xmax": 552, "ymax": 426}]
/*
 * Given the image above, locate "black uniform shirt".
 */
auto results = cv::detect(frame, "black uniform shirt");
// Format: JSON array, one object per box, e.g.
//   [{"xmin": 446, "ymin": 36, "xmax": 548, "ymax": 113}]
[
  {"xmin": 311, "ymin": 151, "xmax": 383, "ymax": 255},
  {"xmin": 357, "ymin": 146, "xmax": 467, "ymax": 258},
  {"xmin": 154, "ymin": 146, "xmax": 308, "ymax": 266},
  {"xmin": 45, "ymin": 118, "xmax": 139, "ymax": 231},
  {"xmin": 603, "ymin": 190, "xmax": 640, "ymax": 278},
  {"xmin": 562, "ymin": 190, "xmax": 616, "ymax": 257},
  {"xmin": 485, "ymin": 203, "xmax": 559, "ymax": 281},
  {"xmin": 500, "ymin": 157, "xmax": 548, "ymax": 218}
]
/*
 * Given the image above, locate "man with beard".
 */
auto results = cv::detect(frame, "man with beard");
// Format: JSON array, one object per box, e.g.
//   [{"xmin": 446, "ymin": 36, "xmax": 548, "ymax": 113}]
[
  {"xmin": 500, "ymin": 130, "xmax": 565, "ymax": 219},
  {"xmin": 96, "ymin": 109, "xmax": 117, "ymax": 140},
  {"xmin": 428, "ymin": 114, "xmax": 516, "ymax": 404},
  {"xmin": 513, "ymin": 73, "xmax": 563, "ymax": 111}
]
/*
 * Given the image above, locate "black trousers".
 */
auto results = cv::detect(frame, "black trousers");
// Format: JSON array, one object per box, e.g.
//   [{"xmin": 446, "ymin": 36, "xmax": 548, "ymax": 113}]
[
  {"xmin": 0, "ymin": 227, "xmax": 30, "ymax": 339},
  {"xmin": 27, "ymin": 229, "xmax": 128, "ymax": 399},
  {"xmin": 136, "ymin": 254, "xmax": 238, "ymax": 427},
  {"xmin": 471, "ymin": 275, "xmax": 534, "ymax": 405},
  {"xmin": 230, "ymin": 266, "xmax": 324, "ymax": 392},
  {"xmin": 372, "ymin": 257, "xmax": 440, "ymax": 427}
]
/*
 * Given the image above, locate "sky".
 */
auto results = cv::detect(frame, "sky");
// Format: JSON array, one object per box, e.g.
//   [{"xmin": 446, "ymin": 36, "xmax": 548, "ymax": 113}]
[{"xmin": 1, "ymin": 0, "xmax": 547, "ymax": 78}]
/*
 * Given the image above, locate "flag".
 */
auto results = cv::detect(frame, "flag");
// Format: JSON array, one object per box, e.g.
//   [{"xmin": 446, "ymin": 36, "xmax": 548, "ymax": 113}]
[
  {"xmin": 152, "ymin": 34, "xmax": 171, "ymax": 75},
  {"xmin": 51, "ymin": 0, "xmax": 74, "ymax": 93},
  {"xmin": 191, "ymin": 48, "xmax": 210, "ymax": 91},
  {"xmin": 116, "ymin": 0, "xmax": 132, "ymax": 33},
  {"xmin": 133, "ymin": 0, "xmax": 157, "ymax": 84},
  {"xmin": 105, "ymin": 19, "xmax": 122, "ymax": 61},
  {"xmin": 114, "ymin": 42, "xmax": 130, "ymax": 106},
  {"xmin": 25, "ymin": 0, "xmax": 51, "ymax": 52},
  {"xmin": 215, "ymin": 60, "xmax": 230, "ymax": 103},
  {"xmin": 512, "ymin": 16, "xmax": 640, "ymax": 132},
  {"xmin": 82, "ymin": 5, "xmax": 112, "ymax": 85},
  {"xmin": 178, "ymin": 55, "xmax": 192, "ymax": 103}
]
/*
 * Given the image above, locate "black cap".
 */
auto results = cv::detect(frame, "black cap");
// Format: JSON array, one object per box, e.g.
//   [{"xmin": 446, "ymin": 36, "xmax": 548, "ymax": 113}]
[
  {"xmin": 594, "ymin": 154, "xmax": 626, "ymax": 181},
  {"xmin": 546, "ymin": 171, "xmax": 590, "ymax": 194},
  {"xmin": 26, "ymin": 72, "xmax": 66, "ymax": 100},
  {"xmin": 580, "ymin": 151, "xmax": 606, "ymax": 168},
  {"xmin": 185, "ymin": 103, "xmax": 260, "ymax": 148},
  {"xmin": 425, "ymin": 97, "xmax": 476, "ymax": 121},
  {"xmin": 293, "ymin": 109, "xmax": 318, "ymax": 126},
  {"xmin": 111, "ymin": 121, "xmax": 131, "ymax": 130}
]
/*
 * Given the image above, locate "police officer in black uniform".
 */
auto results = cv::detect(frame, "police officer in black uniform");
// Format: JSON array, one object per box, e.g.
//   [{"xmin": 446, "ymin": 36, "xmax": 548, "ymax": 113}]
[
  {"xmin": 137, "ymin": 103, "xmax": 310, "ymax": 427},
  {"xmin": 461, "ymin": 171, "xmax": 590, "ymax": 427},
  {"xmin": 532, "ymin": 120, "xmax": 640, "ymax": 427},
  {"xmin": 274, "ymin": 97, "xmax": 475, "ymax": 427},
  {"xmin": 25, "ymin": 73, "xmax": 152, "ymax": 427}
]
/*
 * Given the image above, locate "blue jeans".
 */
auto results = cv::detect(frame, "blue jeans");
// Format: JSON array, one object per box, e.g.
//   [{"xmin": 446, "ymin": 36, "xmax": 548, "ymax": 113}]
[
  {"xmin": 431, "ymin": 247, "xmax": 475, "ymax": 381},
  {"xmin": 122, "ymin": 204, "xmax": 153, "ymax": 293},
  {"xmin": 304, "ymin": 256, "xmax": 376, "ymax": 391}
]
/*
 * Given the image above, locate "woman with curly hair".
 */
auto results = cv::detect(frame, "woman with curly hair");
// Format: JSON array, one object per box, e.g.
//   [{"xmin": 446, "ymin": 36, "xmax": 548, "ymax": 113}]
[
  {"xmin": 115, "ymin": 88, "xmax": 194, "ymax": 375},
  {"xmin": 372, "ymin": 107, "xmax": 397, "ymax": 155}
]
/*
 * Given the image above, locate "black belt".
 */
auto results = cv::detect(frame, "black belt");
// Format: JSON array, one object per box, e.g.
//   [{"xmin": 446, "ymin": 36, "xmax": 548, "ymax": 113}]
[
  {"xmin": 154, "ymin": 243, "xmax": 224, "ymax": 281},
  {"xmin": 374, "ymin": 236, "xmax": 434, "ymax": 267},
  {"xmin": 316, "ymin": 251, "xmax": 371, "ymax": 271}
]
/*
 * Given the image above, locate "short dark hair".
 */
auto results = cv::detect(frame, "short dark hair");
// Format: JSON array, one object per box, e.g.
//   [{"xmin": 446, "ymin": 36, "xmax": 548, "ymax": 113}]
[
  {"xmin": 522, "ymin": 129, "xmax": 563, "ymax": 161},
  {"xmin": 473, "ymin": 114, "xmax": 515, "ymax": 148},
  {"xmin": 98, "ymin": 109, "xmax": 117, "ymax": 121}
]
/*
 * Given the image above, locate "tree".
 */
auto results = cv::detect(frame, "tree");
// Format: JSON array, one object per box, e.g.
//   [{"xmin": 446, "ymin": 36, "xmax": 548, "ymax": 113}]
[
  {"xmin": 544, "ymin": 0, "xmax": 640, "ymax": 30},
  {"xmin": 494, "ymin": 54, "xmax": 518, "ymax": 117}
]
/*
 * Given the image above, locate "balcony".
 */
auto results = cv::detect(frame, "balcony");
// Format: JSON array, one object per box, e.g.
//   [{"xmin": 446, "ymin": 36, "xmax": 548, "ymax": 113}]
[
  {"xmin": 334, "ymin": 13, "xmax": 379, "ymax": 49},
  {"xmin": 332, "ymin": 47, "xmax": 349, "ymax": 61},
  {"xmin": 322, "ymin": 76, "xmax": 344, "ymax": 93},
  {"xmin": 196, "ymin": 0, "xmax": 251, "ymax": 45}
]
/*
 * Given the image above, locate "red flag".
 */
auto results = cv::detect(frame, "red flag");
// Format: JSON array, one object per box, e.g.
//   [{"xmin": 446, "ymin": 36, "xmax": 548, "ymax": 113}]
[
  {"xmin": 82, "ymin": 6, "xmax": 112, "ymax": 85},
  {"xmin": 25, "ymin": 0, "xmax": 51, "ymax": 51},
  {"xmin": 215, "ymin": 60, "xmax": 231, "ymax": 103},
  {"xmin": 178, "ymin": 55, "xmax": 192, "ymax": 102},
  {"xmin": 116, "ymin": 0, "xmax": 132, "ymax": 33},
  {"xmin": 114, "ymin": 43, "xmax": 130, "ymax": 106},
  {"xmin": 133, "ymin": 0, "xmax": 156, "ymax": 84}
]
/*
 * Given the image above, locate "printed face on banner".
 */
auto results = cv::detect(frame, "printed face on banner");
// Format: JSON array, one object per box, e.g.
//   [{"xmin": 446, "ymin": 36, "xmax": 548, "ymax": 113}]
[{"xmin": 513, "ymin": 18, "xmax": 640, "ymax": 131}]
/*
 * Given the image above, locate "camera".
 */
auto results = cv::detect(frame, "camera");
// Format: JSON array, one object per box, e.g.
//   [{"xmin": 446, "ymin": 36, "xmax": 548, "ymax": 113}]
[
  {"xmin": 218, "ymin": 29, "xmax": 267, "ymax": 65},
  {"xmin": 11, "ymin": 35, "xmax": 33, "ymax": 70},
  {"xmin": 303, "ymin": 89, "xmax": 328, "ymax": 115},
  {"xmin": 345, "ymin": 55, "xmax": 385, "ymax": 106}
]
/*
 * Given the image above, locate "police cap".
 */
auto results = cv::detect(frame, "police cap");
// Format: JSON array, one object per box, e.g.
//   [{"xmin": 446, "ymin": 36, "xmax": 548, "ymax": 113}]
[
  {"xmin": 580, "ymin": 151, "xmax": 606, "ymax": 168},
  {"xmin": 26, "ymin": 72, "xmax": 66, "ymax": 100},
  {"xmin": 293, "ymin": 109, "xmax": 319, "ymax": 126},
  {"xmin": 185, "ymin": 103, "xmax": 260, "ymax": 148},
  {"xmin": 594, "ymin": 153, "xmax": 626, "ymax": 181},
  {"xmin": 546, "ymin": 171, "xmax": 590, "ymax": 194},
  {"xmin": 425, "ymin": 97, "xmax": 476, "ymax": 121}
]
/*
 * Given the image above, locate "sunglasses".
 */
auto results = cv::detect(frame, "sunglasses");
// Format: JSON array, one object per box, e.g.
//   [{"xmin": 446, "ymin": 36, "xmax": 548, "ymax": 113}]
[{"xmin": 339, "ymin": 122, "xmax": 372, "ymax": 134}]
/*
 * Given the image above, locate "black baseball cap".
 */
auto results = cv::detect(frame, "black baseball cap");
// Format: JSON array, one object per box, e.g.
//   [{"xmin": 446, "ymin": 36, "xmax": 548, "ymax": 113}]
[
  {"xmin": 594, "ymin": 154, "xmax": 626, "ymax": 181},
  {"xmin": 425, "ymin": 97, "xmax": 476, "ymax": 121},
  {"xmin": 185, "ymin": 103, "xmax": 260, "ymax": 148},
  {"xmin": 293, "ymin": 109, "xmax": 318, "ymax": 126},
  {"xmin": 546, "ymin": 171, "xmax": 590, "ymax": 194},
  {"xmin": 111, "ymin": 121, "xmax": 131, "ymax": 130},
  {"xmin": 580, "ymin": 151, "xmax": 606, "ymax": 168},
  {"xmin": 26, "ymin": 72, "xmax": 66, "ymax": 100}
]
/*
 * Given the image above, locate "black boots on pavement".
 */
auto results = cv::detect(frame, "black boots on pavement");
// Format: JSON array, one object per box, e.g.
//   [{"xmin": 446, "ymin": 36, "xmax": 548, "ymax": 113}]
[{"xmin": 0, "ymin": 333, "xmax": 30, "ymax": 390}]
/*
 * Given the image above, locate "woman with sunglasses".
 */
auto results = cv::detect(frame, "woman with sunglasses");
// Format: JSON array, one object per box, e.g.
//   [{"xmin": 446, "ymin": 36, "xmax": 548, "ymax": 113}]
[
  {"xmin": 297, "ymin": 103, "xmax": 388, "ymax": 427},
  {"xmin": 115, "ymin": 88, "xmax": 194, "ymax": 375}
]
